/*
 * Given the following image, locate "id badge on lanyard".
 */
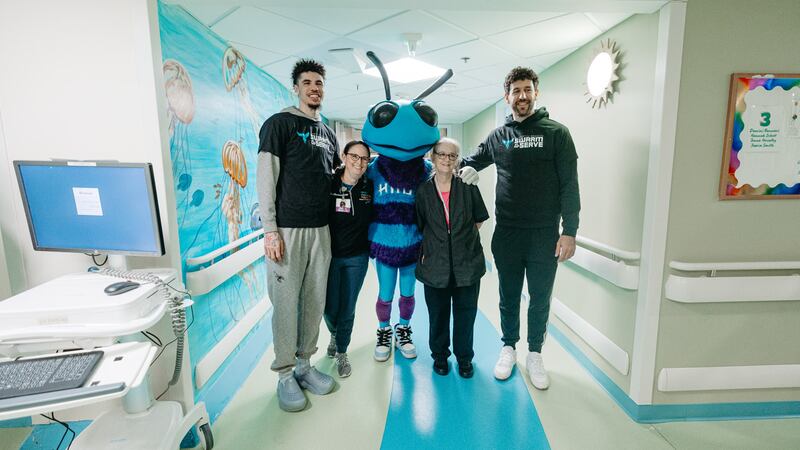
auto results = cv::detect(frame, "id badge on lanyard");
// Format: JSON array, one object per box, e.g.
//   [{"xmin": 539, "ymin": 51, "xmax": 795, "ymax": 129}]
[
  {"xmin": 333, "ymin": 186, "xmax": 353, "ymax": 214},
  {"xmin": 335, "ymin": 197, "xmax": 352, "ymax": 213}
]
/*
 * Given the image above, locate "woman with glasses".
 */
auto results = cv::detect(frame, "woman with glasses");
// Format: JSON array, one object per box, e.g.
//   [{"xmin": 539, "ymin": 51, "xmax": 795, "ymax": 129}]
[
  {"xmin": 324, "ymin": 140, "xmax": 374, "ymax": 377},
  {"xmin": 415, "ymin": 138, "xmax": 489, "ymax": 378}
]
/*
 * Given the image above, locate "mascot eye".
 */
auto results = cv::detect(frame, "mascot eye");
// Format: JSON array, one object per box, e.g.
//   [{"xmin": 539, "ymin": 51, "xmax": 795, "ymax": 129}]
[
  {"xmin": 368, "ymin": 101, "xmax": 398, "ymax": 128},
  {"xmin": 413, "ymin": 102, "xmax": 438, "ymax": 127}
]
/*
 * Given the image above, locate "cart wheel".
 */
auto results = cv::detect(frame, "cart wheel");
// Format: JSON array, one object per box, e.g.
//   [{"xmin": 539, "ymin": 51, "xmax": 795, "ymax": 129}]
[{"xmin": 199, "ymin": 423, "xmax": 214, "ymax": 450}]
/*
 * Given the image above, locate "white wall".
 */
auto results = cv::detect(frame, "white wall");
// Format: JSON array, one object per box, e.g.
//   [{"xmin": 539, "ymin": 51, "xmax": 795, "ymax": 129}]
[
  {"xmin": 0, "ymin": 0, "xmax": 190, "ymax": 421},
  {"xmin": 461, "ymin": 12, "xmax": 660, "ymax": 393},
  {"xmin": 0, "ymin": 224, "xmax": 10, "ymax": 301},
  {"xmin": 654, "ymin": 0, "xmax": 800, "ymax": 404},
  {"xmin": 0, "ymin": 0, "xmax": 180, "ymax": 292}
]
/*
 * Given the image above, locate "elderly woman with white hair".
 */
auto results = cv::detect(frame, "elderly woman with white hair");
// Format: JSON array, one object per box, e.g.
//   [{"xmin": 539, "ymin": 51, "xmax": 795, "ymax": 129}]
[{"xmin": 414, "ymin": 137, "xmax": 489, "ymax": 378}]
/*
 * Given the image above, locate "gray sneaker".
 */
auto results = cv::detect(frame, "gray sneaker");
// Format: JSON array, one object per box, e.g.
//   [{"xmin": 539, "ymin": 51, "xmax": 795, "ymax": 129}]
[
  {"xmin": 326, "ymin": 334, "xmax": 336, "ymax": 358},
  {"xmin": 295, "ymin": 367, "xmax": 335, "ymax": 395},
  {"xmin": 335, "ymin": 352, "xmax": 352, "ymax": 378},
  {"xmin": 277, "ymin": 375, "xmax": 307, "ymax": 412}
]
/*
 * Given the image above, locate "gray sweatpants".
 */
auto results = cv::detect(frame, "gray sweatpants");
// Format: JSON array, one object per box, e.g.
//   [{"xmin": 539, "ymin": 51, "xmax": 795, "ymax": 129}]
[{"xmin": 267, "ymin": 226, "xmax": 332, "ymax": 373}]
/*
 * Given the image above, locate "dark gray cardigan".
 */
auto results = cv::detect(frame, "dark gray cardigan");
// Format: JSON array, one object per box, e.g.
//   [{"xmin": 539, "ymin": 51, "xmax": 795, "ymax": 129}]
[{"xmin": 415, "ymin": 176, "xmax": 489, "ymax": 288}]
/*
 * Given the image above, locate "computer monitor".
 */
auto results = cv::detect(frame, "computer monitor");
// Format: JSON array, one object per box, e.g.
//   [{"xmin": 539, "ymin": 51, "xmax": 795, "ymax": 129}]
[{"xmin": 13, "ymin": 161, "xmax": 165, "ymax": 256}]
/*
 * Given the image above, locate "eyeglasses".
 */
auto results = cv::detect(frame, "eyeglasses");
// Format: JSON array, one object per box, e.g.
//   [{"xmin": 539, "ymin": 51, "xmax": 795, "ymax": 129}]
[
  {"xmin": 346, "ymin": 153, "xmax": 370, "ymax": 164},
  {"xmin": 433, "ymin": 151, "xmax": 458, "ymax": 161}
]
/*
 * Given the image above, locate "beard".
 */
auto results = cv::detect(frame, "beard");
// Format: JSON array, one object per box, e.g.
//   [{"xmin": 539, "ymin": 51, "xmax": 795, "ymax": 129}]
[{"xmin": 512, "ymin": 100, "xmax": 532, "ymax": 117}]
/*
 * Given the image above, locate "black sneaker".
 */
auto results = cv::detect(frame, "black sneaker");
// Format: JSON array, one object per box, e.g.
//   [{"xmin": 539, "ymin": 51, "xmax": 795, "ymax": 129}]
[
  {"xmin": 433, "ymin": 359, "xmax": 449, "ymax": 376},
  {"xmin": 458, "ymin": 361, "xmax": 474, "ymax": 378},
  {"xmin": 326, "ymin": 334, "xmax": 336, "ymax": 358}
]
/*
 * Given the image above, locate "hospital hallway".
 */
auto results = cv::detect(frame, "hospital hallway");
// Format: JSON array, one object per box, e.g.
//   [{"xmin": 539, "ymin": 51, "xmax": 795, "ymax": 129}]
[
  {"xmin": 192, "ymin": 264, "xmax": 798, "ymax": 450},
  {"xmin": 2, "ymin": 1, "xmax": 800, "ymax": 448}
]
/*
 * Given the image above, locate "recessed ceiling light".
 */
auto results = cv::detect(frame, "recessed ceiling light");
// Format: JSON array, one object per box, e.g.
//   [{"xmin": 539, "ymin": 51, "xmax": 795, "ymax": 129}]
[{"xmin": 364, "ymin": 57, "xmax": 446, "ymax": 84}]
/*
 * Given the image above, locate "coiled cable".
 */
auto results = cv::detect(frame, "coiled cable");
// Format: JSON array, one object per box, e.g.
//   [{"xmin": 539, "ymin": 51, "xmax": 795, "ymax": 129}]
[{"xmin": 93, "ymin": 267, "xmax": 187, "ymax": 386}]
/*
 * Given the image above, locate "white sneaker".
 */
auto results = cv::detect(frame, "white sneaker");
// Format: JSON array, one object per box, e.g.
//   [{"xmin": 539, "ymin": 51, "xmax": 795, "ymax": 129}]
[
  {"xmin": 526, "ymin": 352, "xmax": 550, "ymax": 390},
  {"xmin": 493, "ymin": 346, "xmax": 516, "ymax": 380},
  {"xmin": 393, "ymin": 324, "xmax": 417, "ymax": 359},
  {"xmin": 374, "ymin": 326, "xmax": 392, "ymax": 362}
]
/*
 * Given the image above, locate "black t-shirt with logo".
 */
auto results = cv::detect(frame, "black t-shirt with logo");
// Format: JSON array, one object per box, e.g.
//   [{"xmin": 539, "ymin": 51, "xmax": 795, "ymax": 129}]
[
  {"xmin": 462, "ymin": 107, "xmax": 580, "ymax": 235},
  {"xmin": 258, "ymin": 111, "xmax": 340, "ymax": 228},
  {"xmin": 329, "ymin": 170, "xmax": 373, "ymax": 258}
]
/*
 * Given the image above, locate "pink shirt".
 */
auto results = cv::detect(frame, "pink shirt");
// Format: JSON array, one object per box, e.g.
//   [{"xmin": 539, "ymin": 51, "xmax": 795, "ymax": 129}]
[{"xmin": 440, "ymin": 191, "xmax": 450, "ymax": 228}]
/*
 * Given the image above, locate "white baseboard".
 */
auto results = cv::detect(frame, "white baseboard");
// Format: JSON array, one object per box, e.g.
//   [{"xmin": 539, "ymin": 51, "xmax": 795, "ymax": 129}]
[
  {"xmin": 658, "ymin": 364, "xmax": 800, "ymax": 392},
  {"xmin": 665, "ymin": 274, "xmax": 800, "ymax": 303},
  {"xmin": 551, "ymin": 298, "xmax": 629, "ymax": 375}
]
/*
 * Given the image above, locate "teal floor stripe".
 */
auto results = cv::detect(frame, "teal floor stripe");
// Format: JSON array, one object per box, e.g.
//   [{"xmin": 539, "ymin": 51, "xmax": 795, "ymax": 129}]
[
  {"xmin": 548, "ymin": 322, "xmax": 800, "ymax": 423},
  {"xmin": 0, "ymin": 417, "xmax": 32, "ymax": 428},
  {"xmin": 380, "ymin": 284, "xmax": 549, "ymax": 449}
]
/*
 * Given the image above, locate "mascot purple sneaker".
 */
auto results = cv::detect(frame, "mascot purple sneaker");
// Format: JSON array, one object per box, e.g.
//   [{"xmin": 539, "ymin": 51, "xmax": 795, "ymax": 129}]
[{"xmin": 362, "ymin": 51, "xmax": 452, "ymax": 361}]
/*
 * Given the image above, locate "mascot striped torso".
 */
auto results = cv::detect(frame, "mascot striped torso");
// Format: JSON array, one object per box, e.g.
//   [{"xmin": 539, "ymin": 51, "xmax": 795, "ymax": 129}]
[{"xmin": 367, "ymin": 156, "xmax": 432, "ymax": 268}]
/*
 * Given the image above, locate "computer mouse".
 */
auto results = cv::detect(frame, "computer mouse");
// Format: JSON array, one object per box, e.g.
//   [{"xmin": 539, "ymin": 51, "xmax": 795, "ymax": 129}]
[{"xmin": 104, "ymin": 280, "xmax": 141, "ymax": 296}]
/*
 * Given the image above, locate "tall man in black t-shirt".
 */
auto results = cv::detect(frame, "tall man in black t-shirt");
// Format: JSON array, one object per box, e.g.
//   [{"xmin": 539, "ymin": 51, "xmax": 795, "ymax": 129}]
[
  {"xmin": 257, "ymin": 59, "xmax": 340, "ymax": 412},
  {"xmin": 462, "ymin": 67, "xmax": 580, "ymax": 390}
]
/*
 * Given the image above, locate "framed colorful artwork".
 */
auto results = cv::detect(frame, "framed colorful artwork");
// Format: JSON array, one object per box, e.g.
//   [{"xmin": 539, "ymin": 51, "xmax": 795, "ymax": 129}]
[{"xmin": 719, "ymin": 73, "xmax": 800, "ymax": 199}]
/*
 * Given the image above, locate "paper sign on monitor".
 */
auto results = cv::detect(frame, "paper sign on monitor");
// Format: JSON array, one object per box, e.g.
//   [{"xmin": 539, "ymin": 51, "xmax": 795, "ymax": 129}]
[{"xmin": 72, "ymin": 187, "xmax": 103, "ymax": 216}]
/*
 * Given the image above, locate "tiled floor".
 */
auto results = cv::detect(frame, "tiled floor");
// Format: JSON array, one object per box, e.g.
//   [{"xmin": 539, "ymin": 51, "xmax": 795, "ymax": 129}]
[{"xmin": 3, "ymin": 265, "xmax": 799, "ymax": 449}]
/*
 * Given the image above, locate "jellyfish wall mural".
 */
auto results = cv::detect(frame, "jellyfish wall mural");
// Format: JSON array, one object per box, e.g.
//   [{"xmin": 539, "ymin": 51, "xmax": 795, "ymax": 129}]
[
  {"xmin": 221, "ymin": 140, "xmax": 246, "ymax": 245},
  {"xmin": 158, "ymin": 2, "xmax": 295, "ymax": 398},
  {"xmin": 163, "ymin": 58, "xmax": 205, "ymax": 224},
  {"xmin": 223, "ymin": 46, "xmax": 263, "ymax": 140}
]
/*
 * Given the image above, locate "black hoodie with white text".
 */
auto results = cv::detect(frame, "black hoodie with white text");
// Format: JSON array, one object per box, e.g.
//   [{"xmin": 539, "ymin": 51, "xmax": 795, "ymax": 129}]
[{"xmin": 462, "ymin": 107, "xmax": 580, "ymax": 235}]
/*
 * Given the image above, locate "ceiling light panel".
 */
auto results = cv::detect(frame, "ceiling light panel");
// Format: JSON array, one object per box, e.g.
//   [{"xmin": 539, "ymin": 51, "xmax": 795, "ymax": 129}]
[
  {"xmin": 212, "ymin": 6, "xmax": 336, "ymax": 56},
  {"xmin": 348, "ymin": 10, "xmax": 475, "ymax": 56},
  {"xmin": 364, "ymin": 58, "xmax": 447, "ymax": 84},
  {"xmin": 485, "ymin": 13, "xmax": 602, "ymax": 58}
]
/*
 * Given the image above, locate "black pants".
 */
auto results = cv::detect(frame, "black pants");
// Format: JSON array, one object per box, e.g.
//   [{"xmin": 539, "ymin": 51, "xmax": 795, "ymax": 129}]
[
  {"xmin": 491, "ymin": 225, "xmax": 559, "ymax": 353},
  {"xmin": 424, "ymin": 279, "xmax": 480, "ymax": 364}
]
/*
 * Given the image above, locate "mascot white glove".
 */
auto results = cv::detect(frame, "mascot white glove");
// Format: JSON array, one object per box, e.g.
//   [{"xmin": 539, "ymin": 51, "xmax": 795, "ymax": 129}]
[{"xmin": 458, "ymin": 166, "xmax": 480, "ymax": 185}]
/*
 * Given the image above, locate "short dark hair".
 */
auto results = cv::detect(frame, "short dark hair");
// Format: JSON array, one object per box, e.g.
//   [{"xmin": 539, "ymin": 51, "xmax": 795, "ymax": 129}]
[
  {"xmin": 504, "ymin": 66, "xmax": 539, "ymax": 94},
  {"xmin": 343, "ymin": 140, "xmax": 369, "ymax": 155},
  {"xmin": 292, "ymin": 59, "xmax": 326, "ymax": 86}
]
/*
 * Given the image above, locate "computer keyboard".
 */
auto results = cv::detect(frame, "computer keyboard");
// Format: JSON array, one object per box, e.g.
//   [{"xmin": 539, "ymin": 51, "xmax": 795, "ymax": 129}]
[
  {"xmin": 0, "ymin": 351, "xmax": 103, "ymax": 400},
  {"xmin": 0, "ymin": 382, "xmax": 125, "ymax": 413}
]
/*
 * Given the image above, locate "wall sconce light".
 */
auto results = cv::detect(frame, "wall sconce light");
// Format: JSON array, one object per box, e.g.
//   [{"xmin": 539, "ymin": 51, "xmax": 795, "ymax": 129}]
[{"xmin": 585, "ymin": 38, "xmax": 620, "ymax": 108}]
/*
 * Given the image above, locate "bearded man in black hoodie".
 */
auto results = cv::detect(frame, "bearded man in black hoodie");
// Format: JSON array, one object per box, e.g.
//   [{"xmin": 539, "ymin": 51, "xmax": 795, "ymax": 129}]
[{"xmin": 461, "ymin": 66, "xmax": 580, "ymax": 390}]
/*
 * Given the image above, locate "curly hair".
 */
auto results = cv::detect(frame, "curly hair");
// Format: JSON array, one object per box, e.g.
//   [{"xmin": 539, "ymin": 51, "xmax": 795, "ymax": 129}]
[
  {"xmin": 291, "ymin": 59, "xmax": 326, "ymax": 86},
  {"xmin": 504, "ymin": 66, "xmax": 539, "ymax": 94}
]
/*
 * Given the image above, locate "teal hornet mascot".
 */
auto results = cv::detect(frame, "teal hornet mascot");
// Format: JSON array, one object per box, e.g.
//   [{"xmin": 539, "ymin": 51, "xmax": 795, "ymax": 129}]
[{"xmin": 362, "ymin": 52, "xmax": 478, "ymax": 361}]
